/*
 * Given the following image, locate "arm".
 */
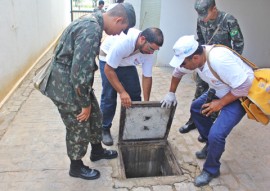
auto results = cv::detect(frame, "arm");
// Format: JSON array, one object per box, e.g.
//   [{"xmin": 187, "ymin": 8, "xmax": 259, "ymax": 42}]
[
  {"xmin": 169, "ymin": 76, "xmax": 181, "ymax": 93},
  {"xmin": 104, "ymin": 64, "xmax": 131, "ymax": 108},
  {"xmin": 228, "ymin": 16, "xmax": 244, "ymax": 54},
  {"xmin": 71, "ymin": 25, "xmax": 100, "ymax": 121},
  {"xmin": 202, "ymin": 78, "xmax": 252, "ymax": 116},
  {"xmin": 196, "ymin": 20, "xmax": 206, "ymax": 45},
  {"xmin": 142, "ymin": 75, "xmax": 152, "ymax": 101}
]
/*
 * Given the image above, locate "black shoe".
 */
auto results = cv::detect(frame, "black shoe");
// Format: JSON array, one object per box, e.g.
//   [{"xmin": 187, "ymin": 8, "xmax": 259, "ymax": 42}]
[
  {"xmin": 90, "ymin": 149, "xmax": 118, "ymax": 162},
  {"xmin": 102, "ymin": 128, "xmax": 113, "ymax": 146},
  {"xmin": 194, "ymin": 170, "xmax": 220, "ymax": 187},
  {"xmin": 69, "ymin": 164, "xmax": 100, "ymax": 180},
  {"xmin": 195, "ymin": 144, "xmax": 208, "ymax": 159},
  {"xmin": 198, "ymin": 135, "xmax": 207, "ymax": 143},
  {"xmin": 179, "ymin": 121, "xmax": 196, "ymax": 134}
]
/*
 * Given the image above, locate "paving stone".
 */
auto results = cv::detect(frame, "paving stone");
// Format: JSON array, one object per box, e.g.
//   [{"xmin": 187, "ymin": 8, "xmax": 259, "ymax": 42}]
[
  {"xmin": 219, "ymin": 160, "xmax": 230, "ymax": 175},
  {"xmin": 131, "ymin": 187, "xmax": 151, "ymax": 191},
  {"xmin": 235, "ymin": 173, "xmax": 257, "ymax": 191},
  {"xmin": 182, "ymin": 153, "xmax": 195, "ymax": 163},
  {"xmin": 220, "ymin": 174, "xmax": 239, "ymax": 190},
  {"xmin": 174, "ymin": 182, "xmax": 197, "ymax": 191},
  {"xmin": 152, "ymin": 185, "xmax": 173, "ymax": 191},
  {"xmin": 114, "ymin": 188, "xmax": 129, "ymax": 191},
  {"xmin": 212, "ymin": 185, "xmax": 229, "ymax": 191}
]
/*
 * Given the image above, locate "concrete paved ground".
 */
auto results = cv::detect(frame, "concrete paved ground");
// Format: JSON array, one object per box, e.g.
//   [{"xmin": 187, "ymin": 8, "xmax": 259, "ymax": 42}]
[{"xmin": 0, "ymin": 52, "xmax": 270, "ymax": 191}]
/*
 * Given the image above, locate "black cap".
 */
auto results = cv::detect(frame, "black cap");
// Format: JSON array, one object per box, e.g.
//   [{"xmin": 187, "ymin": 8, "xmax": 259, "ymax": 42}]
[{"xmin": 122, "ymin": 3, "xmax": 136, "ymax": 34}]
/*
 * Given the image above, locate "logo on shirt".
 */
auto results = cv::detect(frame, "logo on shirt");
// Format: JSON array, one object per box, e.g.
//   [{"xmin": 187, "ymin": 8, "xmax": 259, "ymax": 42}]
[
  {"xmin": 134, "ymin": 58, "xmax": 140, "ymax": 66},
  {"xmin": 211, "ymin": 79, "xmax": 222, "ymax": 85}
]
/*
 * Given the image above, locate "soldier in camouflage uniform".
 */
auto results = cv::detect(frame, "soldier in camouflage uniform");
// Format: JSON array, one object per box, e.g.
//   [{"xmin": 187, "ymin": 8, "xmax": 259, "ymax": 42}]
[
  {"xmin": 40, "ymin": 3, "xmax": 136, "ymax": 180},
  {"xmin": 93, "ymin": 1, "xmax": 106, "ymax": 13},
  {"xmin": 179, "ymin": 0, "xmax": 244, "ymax": 140}
]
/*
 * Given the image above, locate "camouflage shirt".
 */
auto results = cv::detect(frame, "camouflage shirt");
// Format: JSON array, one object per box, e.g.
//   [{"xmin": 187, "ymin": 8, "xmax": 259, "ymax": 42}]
[
  {"xmin": 93, "ymin": 8, "xmax": 105, "ymax": 13},
  {"xmin": 197, "ymin": 11, "xmax": 244, "ymax": 54},
  {"xmin": 44, "ymin": 12, "xmax": 103, "ymax": 108}
]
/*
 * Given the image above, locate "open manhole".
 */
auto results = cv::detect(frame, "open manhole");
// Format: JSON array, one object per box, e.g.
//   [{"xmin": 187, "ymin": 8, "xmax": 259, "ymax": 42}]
[{"xmin": 118, "ymin": 101, "xmax": 182, "ymax": 179}]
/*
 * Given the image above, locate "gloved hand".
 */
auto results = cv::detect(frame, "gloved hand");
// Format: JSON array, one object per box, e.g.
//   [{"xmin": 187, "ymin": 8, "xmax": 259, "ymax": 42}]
[{"xmin": 160, "ymin": 92, "xmax": 177, "ymax": 108}]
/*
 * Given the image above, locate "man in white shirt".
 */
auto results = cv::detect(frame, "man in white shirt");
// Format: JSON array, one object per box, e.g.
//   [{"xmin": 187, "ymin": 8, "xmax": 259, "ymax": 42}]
[
  {"xmin": 161, "ymin": 35, "xmax": 253, "ymax": 187},
  {"xmin": 99, "ymin": 27, "xmax": 164, "ymax": 146}
]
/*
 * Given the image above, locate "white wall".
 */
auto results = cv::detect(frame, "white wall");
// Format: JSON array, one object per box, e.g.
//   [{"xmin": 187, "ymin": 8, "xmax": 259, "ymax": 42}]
[
  {"xmin": 218, "ymin": 0, "xmax": 270, "ymax": 67},
  {"xmin": 157, "ymin": 0, "xmax": 270, "ymax": 67},
  {"xmin": 0, "ymin": 0, "xmax": 70, "ymax": 104},
  {"xmin": 157, "ymin": 0, "xmax": 197, "ymax": 66}
]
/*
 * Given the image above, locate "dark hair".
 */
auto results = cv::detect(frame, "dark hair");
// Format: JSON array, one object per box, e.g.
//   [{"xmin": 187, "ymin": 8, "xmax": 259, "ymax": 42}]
[
  {"xmin": 98, "ymin": 1, "xmax": 105, "ymax": 6},
  {"xmin": 211, "ymin": 0, "xmax": 216, "ymax": 7},
  {"xmin": 187, "ymin": 45, "xmax": 203, "ymax": 59},
  {"xmin": 107, "ymin": 3, "xmax": 135, "ymax": 29},
  {"xmin": 140, "ymin": 27, "xmax": 164, "ymax": 46}
]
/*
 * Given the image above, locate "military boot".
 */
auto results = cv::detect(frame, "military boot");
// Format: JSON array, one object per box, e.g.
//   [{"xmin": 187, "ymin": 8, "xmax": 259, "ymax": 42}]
[
  {"xmin": 195, "ymin": 144, "xmax": 208, "ymax": 159},
  {"xmin": 69, "ymin": 160, "xmax": 100, "ymax": 180},
  {"xmin": 102, "ymin": 128, "xmax": 113, "ymax": 146},
  {"xmin": 179, "ymin": 118, "xmax": 196, "ymax": 134}
]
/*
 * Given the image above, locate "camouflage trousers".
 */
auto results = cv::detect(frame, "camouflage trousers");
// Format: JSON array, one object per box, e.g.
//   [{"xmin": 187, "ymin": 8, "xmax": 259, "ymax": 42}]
[
  {"xmin": 194, "ymin": 73, "xmax": 209, "ymax": 99},
  {"xmin": 53, "ymin": 92, "xmax": 102, "ymax": 160}
]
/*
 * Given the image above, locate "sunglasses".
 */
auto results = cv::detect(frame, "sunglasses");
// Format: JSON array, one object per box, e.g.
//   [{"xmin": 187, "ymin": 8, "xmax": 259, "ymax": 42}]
[{"xmin": 146, "ymin": 41, "xmax": 158, "ymax": 52}]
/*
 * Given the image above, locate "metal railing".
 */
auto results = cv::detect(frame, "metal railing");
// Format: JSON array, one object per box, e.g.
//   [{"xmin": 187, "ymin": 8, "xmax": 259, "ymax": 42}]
[{"xmin": 70, "ymin": 0, "xmax": 94, "ymax": 21}]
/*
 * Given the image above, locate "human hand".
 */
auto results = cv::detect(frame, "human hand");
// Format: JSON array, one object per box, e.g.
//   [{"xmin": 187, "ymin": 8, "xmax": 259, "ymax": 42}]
[
  {"xmin": 201, "ymin": 99, "xmax": 222, "ymax": 117},
  {"xmin": 160, "ymin": 92, "xmax": 177, "ymax": 108},
  {"xmin": 120, "ymin": 91, "xmax": 132, "ymax": 108},
  {"xmin": 77, "ymin": 105, "xmax": 91, "ymax": 122}
]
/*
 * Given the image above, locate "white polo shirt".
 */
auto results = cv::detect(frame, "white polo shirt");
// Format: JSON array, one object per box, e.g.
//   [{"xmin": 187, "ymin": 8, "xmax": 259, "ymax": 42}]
[
  {"xmin": 100, "ymin": 28, "xmax": 155, "ymax": 77},
  {"xmin": 173, "ymin": 45, "xmax": 254, "ymax": 98}
]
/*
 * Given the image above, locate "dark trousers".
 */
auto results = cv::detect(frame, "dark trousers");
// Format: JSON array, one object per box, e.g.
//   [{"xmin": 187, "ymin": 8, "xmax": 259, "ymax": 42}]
[{"xmin": 99, "ymin": 60, "xmax": 141, "ymax": 129}]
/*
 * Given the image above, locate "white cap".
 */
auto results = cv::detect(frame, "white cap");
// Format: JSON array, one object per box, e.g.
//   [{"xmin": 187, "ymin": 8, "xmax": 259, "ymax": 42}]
[{"xmin": 169, "ymin": 35, "xmax": 199, "ymax": 67}]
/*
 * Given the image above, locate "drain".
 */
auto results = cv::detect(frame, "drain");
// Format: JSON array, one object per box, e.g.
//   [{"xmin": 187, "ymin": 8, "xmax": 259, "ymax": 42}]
[{"xmin": 118, "ymin": 101, "xmax": 182, "ymax": 179}]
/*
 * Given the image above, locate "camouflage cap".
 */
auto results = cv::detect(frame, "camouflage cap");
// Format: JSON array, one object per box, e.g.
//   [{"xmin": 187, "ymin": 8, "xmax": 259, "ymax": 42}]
[
  {"xmin": 194, "ymin": 0, "xmax": 215, "ymax": 18},
  {"xmin": 122, "ymin": 2, "xmax": 136, "ymax": 34}
]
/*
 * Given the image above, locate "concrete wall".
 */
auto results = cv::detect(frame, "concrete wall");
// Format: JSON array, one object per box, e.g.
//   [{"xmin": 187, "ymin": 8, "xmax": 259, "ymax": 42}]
[
  {"xmin": 139, "ymin": 0, "xmax": 161, "ymax": 30},
  {"xmin": 0, "ymin": 0, "xmax": 70, "ymax": 105},
  {"xmin": 157, "ymin": 0, "xmax": 270, "ymax": 67}
]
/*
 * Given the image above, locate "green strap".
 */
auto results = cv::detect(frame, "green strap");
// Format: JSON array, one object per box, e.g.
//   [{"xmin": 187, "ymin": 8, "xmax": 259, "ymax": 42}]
[{"xmin": 207, "ymin": 13, "xmax": 228, "ymax": 45}]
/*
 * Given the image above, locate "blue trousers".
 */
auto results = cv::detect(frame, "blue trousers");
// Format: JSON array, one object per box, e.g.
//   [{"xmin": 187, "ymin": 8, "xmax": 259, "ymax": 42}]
[
  {"xmin": 99, "ymin": 60, "xmax": 141, "ymax": 129},
  {"xmin": 190, "ymin": 91, "xmax": 245, "ymax": 175}
]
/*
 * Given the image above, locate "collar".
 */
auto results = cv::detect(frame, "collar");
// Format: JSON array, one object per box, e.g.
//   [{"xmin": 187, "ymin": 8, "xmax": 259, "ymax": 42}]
[{"xmin": 92, "ymin": 12, "xmax": 104, "ymax": 31}]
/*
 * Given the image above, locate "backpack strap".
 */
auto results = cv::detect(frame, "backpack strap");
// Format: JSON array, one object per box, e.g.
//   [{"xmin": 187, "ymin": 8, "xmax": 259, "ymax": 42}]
[
  {"xmin": 206, "ymin": 44, "xmax": 259, "ymax": 85},
  {"xmin": 211, "ymin": 44, "xmax": 258, "ymax": 69},
  {"xmin": 206, "ymin": 45, "xmax": 228, "ymax": 85},
  {"xmin": 207, "ymin": 13, "xmax": 228, "ymax": 45}
]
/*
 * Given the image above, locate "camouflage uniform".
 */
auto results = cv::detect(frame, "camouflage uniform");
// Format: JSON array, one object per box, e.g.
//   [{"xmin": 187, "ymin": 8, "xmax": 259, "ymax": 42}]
[
  {"xmin": 195, "ymin": 10, "xmax": 244, "ymax": 99},
  {"xmin": 196, "ymin": 11, "xmax": 244, "ymax": 54},
  {"xmin": 93, "ymin": 8, "xmax": 105, "ymax": 13},
  {"xmin": 42, "ymin": 13, "xmax": 104, "ymax": 160}
]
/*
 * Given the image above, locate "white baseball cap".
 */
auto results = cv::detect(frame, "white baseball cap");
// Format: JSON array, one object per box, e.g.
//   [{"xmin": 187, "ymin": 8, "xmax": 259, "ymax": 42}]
[{"xmin": 169, "ymin": 35, "xmax": 199, "ymax": 67}]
